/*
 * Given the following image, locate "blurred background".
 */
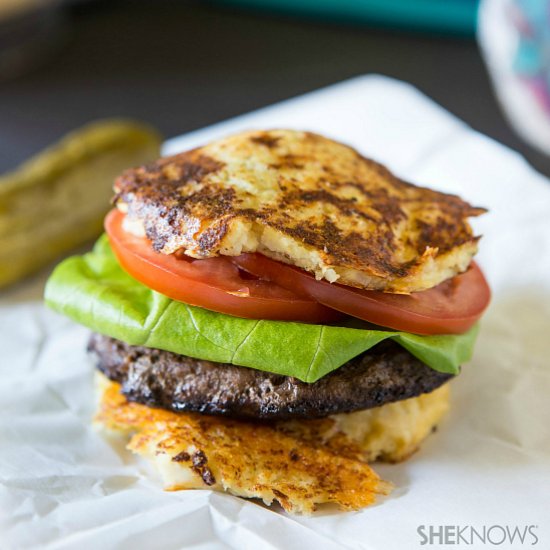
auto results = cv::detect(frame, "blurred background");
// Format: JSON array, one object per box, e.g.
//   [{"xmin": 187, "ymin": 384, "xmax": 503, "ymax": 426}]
[
  {"xmin": 1, "ymin": 0, "xmax": 549, "ymax": 288},
  {"xmin": 1, "ymin": 0, "xmax": 549, "ymax": 172}
]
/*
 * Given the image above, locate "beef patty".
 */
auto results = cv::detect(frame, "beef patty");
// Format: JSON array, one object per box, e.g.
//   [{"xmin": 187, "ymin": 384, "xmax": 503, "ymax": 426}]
[{"xmin": 89, "ymin": 333, "xmax": 454, "ymax": 420}]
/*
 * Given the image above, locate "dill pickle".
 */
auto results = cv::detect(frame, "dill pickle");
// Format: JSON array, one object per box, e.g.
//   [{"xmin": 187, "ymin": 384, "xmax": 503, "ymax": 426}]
[{"xmin": 0, "ymin": 119, "xmax": 162, "ymax": 288}]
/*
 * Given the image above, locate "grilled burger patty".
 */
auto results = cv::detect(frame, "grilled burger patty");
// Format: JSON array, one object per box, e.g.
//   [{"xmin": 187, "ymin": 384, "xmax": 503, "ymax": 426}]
[{"xmin": 89, "ymin": 333, "xmax": 454, "ymax": 420}]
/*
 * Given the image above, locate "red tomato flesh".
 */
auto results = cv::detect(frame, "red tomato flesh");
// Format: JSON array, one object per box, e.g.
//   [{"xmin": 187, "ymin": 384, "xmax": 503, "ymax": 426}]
[
  {"xmin": 232, "ymin": 254, "xmax": 491, "ymax": 335},
  {"xmin": 105, "ymin": 209, "xmax": 341, "ymax": 323},
  {"xmin": 105, "ymin": 209, "xmax": 490, "ymax": 334}
]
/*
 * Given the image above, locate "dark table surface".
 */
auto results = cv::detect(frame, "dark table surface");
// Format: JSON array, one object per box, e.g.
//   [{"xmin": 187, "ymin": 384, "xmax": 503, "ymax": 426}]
[{"xmin": 1, "ymin": 0, "xmax": 548, "ymax": 177}]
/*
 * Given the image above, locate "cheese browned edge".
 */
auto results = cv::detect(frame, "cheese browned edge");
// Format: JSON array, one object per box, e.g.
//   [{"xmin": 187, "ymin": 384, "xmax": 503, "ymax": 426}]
[
  {"xmin": 115, "ymin": 129, "xmax": 485, "ymax": 293},
  {"xmin": 95, "ymin": 375, "xmax": 450, "ymax": 514}
]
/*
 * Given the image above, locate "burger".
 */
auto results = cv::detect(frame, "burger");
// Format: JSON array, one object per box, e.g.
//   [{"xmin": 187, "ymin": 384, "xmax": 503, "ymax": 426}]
[{"xmin": 45, "ymin": 129, "xmax": 490, "ymax": 514}]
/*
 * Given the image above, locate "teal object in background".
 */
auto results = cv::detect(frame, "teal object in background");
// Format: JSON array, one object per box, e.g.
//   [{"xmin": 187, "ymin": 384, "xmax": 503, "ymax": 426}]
[{"xmin": 214, "ymin": 0, "xmax": 480, "ymax": 35}]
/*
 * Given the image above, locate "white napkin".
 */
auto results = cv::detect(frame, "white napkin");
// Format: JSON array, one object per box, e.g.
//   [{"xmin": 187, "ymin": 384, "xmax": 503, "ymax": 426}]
[{"xmin": 1, "ymin": 75, "xmax": 549, "ymax": 550}]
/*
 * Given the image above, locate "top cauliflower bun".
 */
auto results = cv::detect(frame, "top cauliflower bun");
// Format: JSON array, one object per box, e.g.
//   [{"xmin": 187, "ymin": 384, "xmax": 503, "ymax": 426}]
[{"xmin": 115, "ymin": 129, "xmax": 485, "ymax": 293}]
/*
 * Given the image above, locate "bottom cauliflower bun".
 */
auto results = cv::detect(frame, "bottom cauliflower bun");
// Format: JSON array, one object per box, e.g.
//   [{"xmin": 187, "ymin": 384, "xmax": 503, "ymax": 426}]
[{"xmin": 95, "ymin": 373, "xmax": 450, "ymax": 514}]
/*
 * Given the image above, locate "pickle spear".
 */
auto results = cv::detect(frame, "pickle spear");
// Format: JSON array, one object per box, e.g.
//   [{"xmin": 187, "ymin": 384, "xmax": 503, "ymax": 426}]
[{"xmin": 0, "ymin": 119, "xmax": 162, "ymax": 289}]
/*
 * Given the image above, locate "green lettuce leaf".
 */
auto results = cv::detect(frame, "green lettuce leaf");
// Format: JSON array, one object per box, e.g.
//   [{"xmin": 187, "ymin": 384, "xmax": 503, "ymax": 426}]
[{"xmin": 44, "ymin": 235, "xmax": 478, "ymax": 383}]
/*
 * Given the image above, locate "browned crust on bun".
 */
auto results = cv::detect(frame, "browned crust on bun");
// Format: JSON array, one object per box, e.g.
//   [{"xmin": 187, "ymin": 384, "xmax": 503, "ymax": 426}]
[
  {"xmin": 95, "ymin": 375, "xmax": 450, "ymax": 513},
  {"xmin": 95, "ymin": 374, "xmax": 392, "ymax": 514},
  {"xmin": 114, "ymin": 129, "xmax": 485, "ymax": 293}
]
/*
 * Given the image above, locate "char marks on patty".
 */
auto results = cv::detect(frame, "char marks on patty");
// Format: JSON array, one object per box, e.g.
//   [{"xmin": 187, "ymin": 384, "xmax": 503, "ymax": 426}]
[
  {"xmin": 88, "ymin": 333, "xmax": 454, "ymax": 420},
  {"xmin": 114, "ymin": 130, "xmax": 485, "ymax": 293}
]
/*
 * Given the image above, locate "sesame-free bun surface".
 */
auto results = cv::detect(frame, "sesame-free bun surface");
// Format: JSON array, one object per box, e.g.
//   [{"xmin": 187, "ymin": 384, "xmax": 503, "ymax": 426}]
[
  {"xmin": 115, "ymin": 129, "xmax": 484, "ymax": 293},
  {"xmin": 95, "ymin": 375, "xmax": 449, "ymax": 513}
]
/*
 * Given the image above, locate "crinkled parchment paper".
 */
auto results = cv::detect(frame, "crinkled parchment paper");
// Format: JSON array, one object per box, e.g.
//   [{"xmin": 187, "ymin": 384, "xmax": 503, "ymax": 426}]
[{"xmin": 1, "ymin": 76, "xmax": 549, "ymax": 550}]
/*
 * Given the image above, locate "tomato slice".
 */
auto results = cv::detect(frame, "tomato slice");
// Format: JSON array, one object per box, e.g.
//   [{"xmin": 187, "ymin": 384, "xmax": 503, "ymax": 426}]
[
  {"xmin": 105, "ymin": 209, "xmax": 341, "ymax": 323},
  {"xmin": 232, "ymin": 254, "xmax": 491, "ymax": 335},
  {"xmin": 105, "ymin": 209, "xmax": 490, "ymax": 334}
]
